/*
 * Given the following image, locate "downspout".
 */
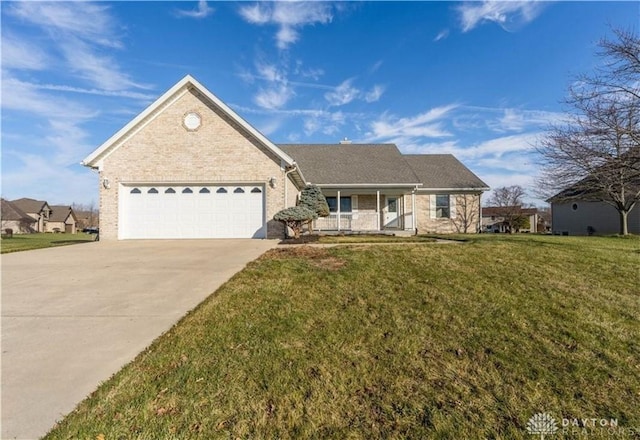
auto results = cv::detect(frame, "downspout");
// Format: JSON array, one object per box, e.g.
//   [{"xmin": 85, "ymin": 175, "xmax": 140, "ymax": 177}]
[
  {"xmin": 283, "ymin": 165, "xmax": 298, "ymax": 209},
  {"xmin": 478, "ymin": 192, "xmax": 483, "ymax": 234}
]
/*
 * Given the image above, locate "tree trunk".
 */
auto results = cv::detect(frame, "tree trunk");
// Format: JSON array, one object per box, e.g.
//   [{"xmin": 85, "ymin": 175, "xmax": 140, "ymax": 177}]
[{"xmin": 619, "ymin": 209, "xmax": 629, "ymax": 236}]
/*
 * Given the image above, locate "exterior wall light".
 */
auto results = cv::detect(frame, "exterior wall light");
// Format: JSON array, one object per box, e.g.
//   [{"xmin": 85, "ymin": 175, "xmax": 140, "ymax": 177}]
[
  {"xmin": 269, "ymin": 177, "xmax": 277, "ymax": 188},
  {"xmin": 103, "ymin": 178, "xmax": 110, "ymax": 189}
]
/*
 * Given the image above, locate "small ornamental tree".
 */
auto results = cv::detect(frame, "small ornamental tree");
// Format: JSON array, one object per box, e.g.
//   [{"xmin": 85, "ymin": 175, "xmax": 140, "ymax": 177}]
[
  {"xmin": 299, "ymin": 185, "xmax": 330, "ymax": 218},
  {"xmin": 299, "ymin": 185, "xmax": 330, "ymax": 234},
  {"xmin": 274, "ymin": 206, "xmax": 317, "ymax": 239}
]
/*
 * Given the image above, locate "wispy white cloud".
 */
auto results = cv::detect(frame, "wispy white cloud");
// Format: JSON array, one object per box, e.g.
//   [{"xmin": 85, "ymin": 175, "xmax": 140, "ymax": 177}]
[
  {"xmin": 1, "ymin": 34, "xmax": 50, "ymax": 70},
  {"xmin": 457, "ymin": 1, "xmax": 546, "ymax": 32},
  {"xmin": 255, "ymin": 84, "xmax": 294, "ymax": 109},
  {"xmin": 8, "ymin": 2, "xmax": 123, "ymax": 48},
  {"xmin": 325, "ymin": 79, "xmax": 360, "ymax": 106},
  {"xmin": 367, "ymin": 105, "xmax": 458, "ymax": 142},
  {"xmin": 1, "ymin": 75, "xmax": 97, "ymax": 120},
  {"xmin": 364, "ymin": 85, "xmax": 385, "ymax": 103},
  {"xmin": 434, "ymin": 29, "xmax": 450, "ymax": 42},
  {"xmin": 6, "ymin": 2, "xmax": 148, "ymax": 92},
  {"xmin": 59, "ymin": 37, "xmax": 149, "ymax": 91},
  {"xmin": 175, "ymin": 0, "xmax": 214, "ymax": 19},
  {"xmin": 238, "ymin": 2, "xmax": 333, "ymax": 49},
  {"xmin": 27, "ymin": 83, "xmax": 156, "ymax": 100},
  {"xmin": 369, "ymin": 60, "xmax": 384, "ymax": 74}
]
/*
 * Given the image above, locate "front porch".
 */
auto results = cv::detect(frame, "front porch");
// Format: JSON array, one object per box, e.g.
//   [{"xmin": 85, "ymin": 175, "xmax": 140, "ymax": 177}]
[{"xmin": 312, "ymin": 189, "xmax": 417, "ymax": 234}]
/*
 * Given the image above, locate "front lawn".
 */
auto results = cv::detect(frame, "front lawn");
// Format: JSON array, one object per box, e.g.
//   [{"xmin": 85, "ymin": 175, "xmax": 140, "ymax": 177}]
[
  {"xmin": 45, "ymin": 235, "xmax": 640, "ymax": 439},
  {"xmin": 0, "ymin": 233, "xmax": 96, "ymax": 254}
]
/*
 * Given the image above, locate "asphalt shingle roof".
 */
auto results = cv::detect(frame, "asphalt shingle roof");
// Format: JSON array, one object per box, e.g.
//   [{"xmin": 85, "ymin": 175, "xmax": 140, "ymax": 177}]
[
  {"xmin": 49, "ymin": 206, "xmax": 75, "ymax": 222},
  {"xmin": 278, "ymin": 144, "xmax": 421, "ymax": 186},
  {"xmin": 279, "ymin": 145, "xmax": 488, "ymax": 190},
  {"xmin": 404, "ymin": 154, "xmax": 489, "ymax": 189},
  {"xmin": 1, "ymin": 199, "xmax": 36, "ymax": 222},
  {"xmin": 10, "ymin": 198, "xmax": 49, "ymax": 214}
]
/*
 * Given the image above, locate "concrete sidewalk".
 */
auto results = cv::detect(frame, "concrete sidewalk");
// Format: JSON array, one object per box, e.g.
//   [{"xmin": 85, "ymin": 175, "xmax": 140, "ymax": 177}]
[{"xmin": 1, "ymin": 239, "xmax": 277, "ymax": 440}]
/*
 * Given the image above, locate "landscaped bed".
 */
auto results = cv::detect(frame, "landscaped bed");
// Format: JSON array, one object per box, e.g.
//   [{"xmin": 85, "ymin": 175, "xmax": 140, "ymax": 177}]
[
  {"xmin": 280, "ymin": 233, "xmax": 438, "ymax": 245},
  {"xmin": 0, "ymin": 233, "xmax": 96, "ymax": 254},
  {"xmin": 45, "ymin": 235, "xmax": 639, "ymax": 439}
]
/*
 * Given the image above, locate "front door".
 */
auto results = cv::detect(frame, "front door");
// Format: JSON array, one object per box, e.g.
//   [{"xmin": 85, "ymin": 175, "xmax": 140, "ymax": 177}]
[{"xmin": 384, "ymin": 197, "xmax": 399, "ymax": 228}]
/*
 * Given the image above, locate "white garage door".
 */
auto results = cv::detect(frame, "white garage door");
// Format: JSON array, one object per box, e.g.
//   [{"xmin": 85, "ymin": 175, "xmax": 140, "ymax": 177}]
[{"xmin": 119, "ymin": 184, "xmax": 265, "ymax": 239}]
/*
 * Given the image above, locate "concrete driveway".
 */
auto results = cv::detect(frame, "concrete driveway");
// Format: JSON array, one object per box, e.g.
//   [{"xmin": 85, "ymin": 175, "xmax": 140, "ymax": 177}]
[{"xmin": 1, "ymin": 239, "xmax": 278, "ymax": 440}]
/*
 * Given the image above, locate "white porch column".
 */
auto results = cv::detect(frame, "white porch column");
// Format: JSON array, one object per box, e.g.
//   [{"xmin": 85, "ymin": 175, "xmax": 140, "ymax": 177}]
[
  {"xmin": 376, "ymin": 190, "xmax": 381, "ymax": 231},
  {"xmin": 337, "ymin": 190, "xmax": 341, "ymax": 231},
  {"xmin": 412, "ymin": 191, "xmax": 416, "ymax": 231}
]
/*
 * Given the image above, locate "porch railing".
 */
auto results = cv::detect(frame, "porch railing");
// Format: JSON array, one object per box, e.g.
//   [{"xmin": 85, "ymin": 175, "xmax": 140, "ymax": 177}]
[{"xmin": 313, "ymin": 213, "xmax": 353, "ymax": 231}]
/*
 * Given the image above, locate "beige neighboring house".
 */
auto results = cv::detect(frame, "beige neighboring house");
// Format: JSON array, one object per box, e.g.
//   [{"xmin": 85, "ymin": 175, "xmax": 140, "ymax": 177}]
[
  {"xmin": 82, "ymin": 75, "xmax": 489, "ymax": 240},
  {"xmin": 1, "ymin": 199, "xmax": 37, "ymax": 234},
  {"xmin": 45, "ymin": 206, "xmax": 78, "ymax": 234},
  {"xmin": 10, "ymin": 198, "xmax": 52, "ymax": 233},
  {"xmin": 482, "ymin": 206, "xmax": 540, "ymax": 233}
]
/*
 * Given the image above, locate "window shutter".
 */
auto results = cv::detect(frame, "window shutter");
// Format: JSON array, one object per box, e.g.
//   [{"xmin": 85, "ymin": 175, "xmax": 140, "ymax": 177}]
[
  {"xmin": 351, "ymin": 195, "xmax": 358, "ymax": 219},
  {"xmin": 429, "ymin": 194, "xmax": 436, "ymax": 219},
  {"xmin": 449, "ymin": 195, "xmax": 456, "ymax": 218}
]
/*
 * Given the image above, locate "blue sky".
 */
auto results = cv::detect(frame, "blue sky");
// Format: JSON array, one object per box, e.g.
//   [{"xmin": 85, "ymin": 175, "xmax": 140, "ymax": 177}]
[{"xmin": 2, "ymin": 1, "xmax": 638, "ymax": 206}]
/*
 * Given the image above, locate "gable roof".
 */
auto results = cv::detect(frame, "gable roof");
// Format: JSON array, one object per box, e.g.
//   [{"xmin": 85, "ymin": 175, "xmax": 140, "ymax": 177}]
[
  {"xmin": 278, "ymin": 144, "xmax": 421, "ymax": 187},
  {"xmin": 10, "ymin": 198, "xmax": 50, "ymax": 214},
  {"xmin": 1, "ymin": 199, "xmax": 36, "ymax": 222},
  {"xmin": 49, "ymin": 206, "xmax": 77, "ymax": 223},
  {"xmin": 482, "ymin": 206, "xmax": 538, "ymax": 217},
  {"xmin": 404, "ymin": 154, "xmax": 489, "ymax": 190},
  {"xmin": 82, "ymin": 75, "xmax": 297, "ymax": 172}
]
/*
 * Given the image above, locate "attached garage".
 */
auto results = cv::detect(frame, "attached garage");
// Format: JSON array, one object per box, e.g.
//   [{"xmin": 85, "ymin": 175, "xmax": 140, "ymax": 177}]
[{"xmin": 119, "ymin": 184, "xmax": 265, "ymax": 239}]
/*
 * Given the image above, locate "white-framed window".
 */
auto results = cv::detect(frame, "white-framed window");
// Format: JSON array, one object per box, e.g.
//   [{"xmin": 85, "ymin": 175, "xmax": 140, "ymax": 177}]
[
  {"xmin": 436, "ymin": 195, "xmax": 450, "ymax": 218},
  {"xmin": 326, "ymin": 197, "xmax": 352, "ymax": 213}
]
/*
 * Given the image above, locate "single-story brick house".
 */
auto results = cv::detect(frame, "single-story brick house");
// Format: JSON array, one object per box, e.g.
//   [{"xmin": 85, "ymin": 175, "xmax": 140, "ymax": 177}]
[
  {"xmin": 1, "ymin": 199, "xmax": 37, "ymax": 234},
  {"xmin": 45, "ymin": 206, "xmax": 78, "ymax": 234},
  {"xmin": 82, "ymin": 75, "xmax": 488, "ymax": 240}
]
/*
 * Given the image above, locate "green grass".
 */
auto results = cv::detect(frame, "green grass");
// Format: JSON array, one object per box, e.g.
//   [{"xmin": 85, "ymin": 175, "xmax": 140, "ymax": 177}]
[
  {"xmin": 0, "ymin": 233, "xmax": 95, "ymax": 254},
  {"xmin": 45, "ymin": 235, "xmax": 640, "ymax": 439}
]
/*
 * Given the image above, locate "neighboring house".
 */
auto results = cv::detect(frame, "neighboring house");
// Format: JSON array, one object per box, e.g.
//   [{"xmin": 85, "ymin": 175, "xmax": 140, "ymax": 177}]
[
  {"xmin": 82, "ymin": 75, "xmax": 488, "ymax": 240},
  {"xmin": 547, "ymin": 174, "xmax": 640, "ymax": 236},
  {"xmin": 46, "ymin": 206, "xmax": 78, "ymax": 234},
  {"xmin": 1, "ymin": 199, "xmax": 37, "ymax": 234},
  {"xmin": 482, "ymin": 206, "xmax": 540, "ymax": 233},
  {"xmin": 548, "ymin": 200, "xmax": 639, "ymax": 235},
  {"xmin": 10, "ymin": 198, "xmax": 52, "ymax": 233}
]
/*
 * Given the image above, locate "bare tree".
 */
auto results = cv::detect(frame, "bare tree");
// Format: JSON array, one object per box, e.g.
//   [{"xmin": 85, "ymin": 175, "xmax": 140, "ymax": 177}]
[
  {"xmin": 451, "ymin": 194, "xmax": 479, "ymax": 233},
  {"xmin": 487, "ymin": 185, "xmax": 527, "ymax": 233},
  {"xmin": 537, "ymin": 28, "xmax": 640, "ymax": 235}
]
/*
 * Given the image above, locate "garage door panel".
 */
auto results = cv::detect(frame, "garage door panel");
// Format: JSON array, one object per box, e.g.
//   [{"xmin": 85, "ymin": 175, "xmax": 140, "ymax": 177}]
[{"xmin": 120, "ymin": 184, "xmax": 265, "ymax": 239}]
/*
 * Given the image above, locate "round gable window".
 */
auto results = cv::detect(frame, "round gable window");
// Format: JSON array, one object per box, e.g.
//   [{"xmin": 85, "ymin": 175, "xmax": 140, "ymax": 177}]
[{"xmin": 183, "ymin": 112, "xmax": 202, "ymax": 131}]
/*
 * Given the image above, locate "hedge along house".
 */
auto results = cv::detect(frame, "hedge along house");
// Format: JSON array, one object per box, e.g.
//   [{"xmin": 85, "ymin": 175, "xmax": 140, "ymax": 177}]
[{"xmin": 83, "ymin": 75, "xmax": 488, "ymax": 240}]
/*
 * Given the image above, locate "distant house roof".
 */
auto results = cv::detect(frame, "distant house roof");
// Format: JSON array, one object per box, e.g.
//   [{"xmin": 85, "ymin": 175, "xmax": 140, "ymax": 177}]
[
  {"xmin": 49, "ymin": 206, "xmax": 77, "ymax": 223},
  {"xmin": 404, "ymin": 154, "xmax": 489, "ymax": 190},
  {"xmin": 482, "ymin": 206, "xmax": 538, "ymax": 217},
  {"xmin": 278, "ymin": 144, "xmax": 422, "ymax": 186},
  {"xmin": 1, "ymin": 199, "xmax": 36, "ymax": 222},
  {"xmin": 10, "ymin": 198, "xmax": 50, "ymax": 214}
]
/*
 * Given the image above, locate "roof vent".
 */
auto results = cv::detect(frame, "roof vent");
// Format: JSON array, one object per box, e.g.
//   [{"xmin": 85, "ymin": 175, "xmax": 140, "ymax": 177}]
[{"xmin": 339, "ymin": 137, "xmax": 352, "ymax": 144}]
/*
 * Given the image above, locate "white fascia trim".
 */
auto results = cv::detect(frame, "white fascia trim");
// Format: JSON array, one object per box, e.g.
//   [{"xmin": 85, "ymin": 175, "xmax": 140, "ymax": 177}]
[
  {"xmin": 119, "ymin": 180, "xmax": 269, "ymax": 186},
  {"xmin": 82, "ymin": 74, "xmax": 295, "ymax": 168},
  {"xmin": 314, "ymin": 183, "xmax": 423, "ymax": 188},
  {"xmin": 416, "ymin": 187, "xmax": 490, "ymax": 192}
]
